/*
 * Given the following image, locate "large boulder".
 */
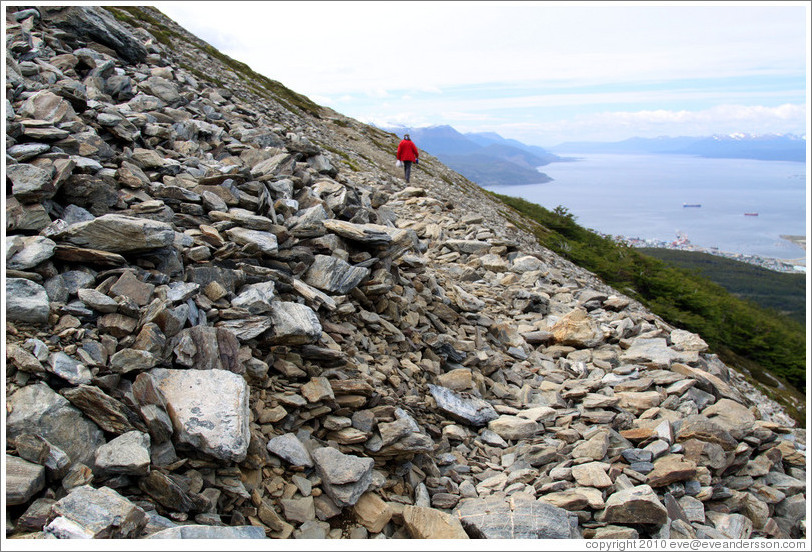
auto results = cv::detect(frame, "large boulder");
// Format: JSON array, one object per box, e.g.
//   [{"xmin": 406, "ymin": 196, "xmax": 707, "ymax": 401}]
[
  {"xmin": 149, "ymin": 368, "xmax": 250, "ymax": 462},
  {"xmin": 41, "ymin": 6, "xmax": 148, "ymax": 63}
]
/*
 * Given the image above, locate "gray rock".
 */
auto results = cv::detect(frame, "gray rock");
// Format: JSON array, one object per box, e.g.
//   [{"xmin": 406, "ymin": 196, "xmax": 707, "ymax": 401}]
[
  {"xmin": 50, "ymin": 485, "xmax": 148, "ymax": 538},
  {"xmin": 444, "ymin": 239, "xmax": 492, "ymax": 254},
  {"xmin": 138, "ymin": 470, "xmax": 208, "ymax": 513},
  {"xmin": 213, "ymin": 208, "xmax": 274, "ymax": 230},
  {"xmin": 266, "ymin": 433, "xmax": 314, "ymax": 468},
  {"xmin": 18, "ymin": 89, "xmax": 75, "ymax": 123},
  {"xmin": 172, "ymin": 326, "xmax": 240, "ymax": 372},
  {"xmin": 511, "ymin": 254, "xmax": 548, "ymax": 272},
  {"xmin": 455, "ymin": 494, "xmax": 575, "ymax": 538},
  {"xmin": 599, "ymin": 484, "xmax": 668, "ymax": 525},
  {"xmin": 250, "ymin": 152, "xmax": 296, "ymax": 179},
  {"xmin": 216, "ymin": 316, "xmax": 274, "ymax": 341},
  {"xmin": 55, "ymin": 214, "xmax": 175, "ymax": 252},
  {"xmin": 701, "ymin": 398, "xmax": 756, "ymax": 439},
  {"xmin": 621, "ymin": 337, "xmax": 696, "ymax": 368},
  {"xmin": 61, "ymin": 384, "xmax": 141, "ymax": 434},
  {"xmin": 706, "ymin": 511, "xmax": 753, "ymax": 539},
  {"xmin": 6, "ymin": 235, "xmax": 57, "ymax": 270},
  {"xmin": 77, "ymin": 288, "xmax": 118, "ymax": 313},
  {"xmin": 8, "ymin": 143, "xmax": 51, "ymax": 161},
  {"xmin": 487, "ymin": 415, "xmax": 539, "ymax": 441},
  {"xmin": 428, "ymin": 384, "xmax": 498, "ymax": 427},
  {"xmin": 6, "ymin": 278, "xmax": 50, "ymax": 324},
  {"xmin": 322, "ymin": 219, "xmax": 394, "ymax": 246},
  {"xmin": 12, "ymin": 433, "xmax": 72, "ymax": 480},
  {"xmin": 312, "ymin": 446, "xmax": 374, "ymax": 507},
  {"xmin": 16, "ymin": 497, "xmax": 57, "ymax": 532},
  {"xmin": 231, "ymin": 281, "xmax": 276, "ymax": 314},
  {"xmin": 47, "ymin": 351, "xmax": 92, "ymax": 385},
  {"xmin": 676, "ymin": 414, "xmax": 738, "ymax": 450},
  {"xmin": 43, "ymin": 6, "xmax": 148, "ymax": 63},
  {"xmin": 149, "ymin": 368, "xmax": 250, "ymax": 462},
  {"xmin": 266, "ymin": 301, "xmax": 322, "ymax": 345},
  {"xmin": 281, "ymin": 496, "xmax": 316, "ymax": 524},
  {"xmin": 763, "ymin": 472, "xmax": 806, "ymax": 496},
  {"xmin": 139, "ymin": 76, "xmax": 180, "ymax": 104},
  {"xmin": 307, "ymin": 153, "xmax": 336, "ymax": 175},
  {"xmin": 147, "ymin": 525, "xmax": 267, "ymax": 538},
  {"xmin": 44, "ymin": 516, "xmax": 96, "ymax": 538},
  {"xmin": 61, "ymin": 204, "xmax": 95, "ymax": 224},
  {"xmin": 304, "ymin": 254, "xmax": 370, "ymax": 294},
  {"xmin": 225, "ymin": 227, "xmax": 279, "ymax": 255},
  {"xmin": 94, "ymin": 431, "xmax": 151, "ymax": 476},
  {"xmin": 5, "ymin": 455, "xmax": 46, "ymax": 505},
  {"xmin": 109, "ymin": 348, "xmax": 158, "ymax": 373}
]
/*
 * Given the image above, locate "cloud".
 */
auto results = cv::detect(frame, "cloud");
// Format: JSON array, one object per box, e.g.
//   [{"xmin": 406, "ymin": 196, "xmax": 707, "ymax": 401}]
[
  {"xmin": 156, "ymin": 1, "xmax": 808, "ymax": 143},
  {"xmin": 485, "ymin": 104, "xmax": 808, "ymax": 145}
]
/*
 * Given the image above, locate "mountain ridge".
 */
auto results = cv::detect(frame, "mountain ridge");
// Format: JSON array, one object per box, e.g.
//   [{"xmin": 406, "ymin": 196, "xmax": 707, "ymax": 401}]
[
  {"xmin": 380, "ymin": 124, "xmax": 559, "ymax": 186},
  {"xmin": 549, "ymin": 133, "xmax": 806, "ymax": 162}
]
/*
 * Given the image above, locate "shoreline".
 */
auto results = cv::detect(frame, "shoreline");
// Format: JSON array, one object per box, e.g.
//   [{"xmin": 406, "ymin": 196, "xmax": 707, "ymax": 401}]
[{"xmin": 615, "ymin": 234, "xmax": 807, "ymax": 274}]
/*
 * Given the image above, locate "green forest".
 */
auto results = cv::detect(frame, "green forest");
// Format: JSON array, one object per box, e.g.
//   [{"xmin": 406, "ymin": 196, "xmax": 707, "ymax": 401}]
[
  {"xmin": 489, "ymin": 194, "xmax": 807, "ymax": 423},
  {"xmin": 639, "ymin": 248, "xmax": 806, "ymax": 325}
]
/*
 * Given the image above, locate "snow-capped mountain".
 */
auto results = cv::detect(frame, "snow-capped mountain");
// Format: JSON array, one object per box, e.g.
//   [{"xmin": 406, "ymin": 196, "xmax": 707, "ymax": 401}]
[{"xmin": 549, "ymin": 133, "xmax": 806, "ymax": 162}]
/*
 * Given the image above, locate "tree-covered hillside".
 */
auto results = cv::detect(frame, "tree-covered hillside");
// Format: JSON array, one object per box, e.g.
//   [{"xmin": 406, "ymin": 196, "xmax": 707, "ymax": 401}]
[{"xmin": 639, "ymin": 248, "xmax": 806, "ymax": 325}]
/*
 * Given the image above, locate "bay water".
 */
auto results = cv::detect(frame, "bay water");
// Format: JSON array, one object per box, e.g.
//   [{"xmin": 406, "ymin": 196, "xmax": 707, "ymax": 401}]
[{"xmin": 482, "ymin": 153, "xmax": 808, "ymax": 261}]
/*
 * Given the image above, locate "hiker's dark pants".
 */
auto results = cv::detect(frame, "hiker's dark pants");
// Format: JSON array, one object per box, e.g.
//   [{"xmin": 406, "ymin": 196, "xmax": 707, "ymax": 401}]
[{"xmin": 403, "ymin": 161, "xmax": 412, "ymax": 182}]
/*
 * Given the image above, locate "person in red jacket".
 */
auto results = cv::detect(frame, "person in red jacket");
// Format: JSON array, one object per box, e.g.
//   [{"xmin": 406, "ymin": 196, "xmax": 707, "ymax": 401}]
[{"xmin": 396, "ymin": 134, "xmax": 419, "ymax": 183}]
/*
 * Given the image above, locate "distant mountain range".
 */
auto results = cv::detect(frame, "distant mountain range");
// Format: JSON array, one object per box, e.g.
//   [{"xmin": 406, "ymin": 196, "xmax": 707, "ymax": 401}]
[
  {"xmin": 380, "ymin": 125, "xmax": 561, "ymax": 186},
  {"xmin": 549, "ymin": 133, "xmax": 807, "ymax": 162},
  {"xmin": 378, "ymin": 126, "xmax": 806, "ymax": 187}
]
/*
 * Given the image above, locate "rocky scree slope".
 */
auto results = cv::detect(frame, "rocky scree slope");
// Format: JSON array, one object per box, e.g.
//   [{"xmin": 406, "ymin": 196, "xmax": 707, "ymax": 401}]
[{"xmin": 4, "ymin": 5, "xmax": 807, "ymax": 541}]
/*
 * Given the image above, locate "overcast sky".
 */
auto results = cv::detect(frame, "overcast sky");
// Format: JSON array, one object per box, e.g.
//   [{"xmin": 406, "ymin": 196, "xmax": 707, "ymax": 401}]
[{"xmin": 156, "ymin": 1, "xmax": 809, "ymax": 146}]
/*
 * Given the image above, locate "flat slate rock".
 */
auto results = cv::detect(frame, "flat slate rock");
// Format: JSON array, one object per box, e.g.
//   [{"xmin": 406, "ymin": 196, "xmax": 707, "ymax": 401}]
[
  {"xmin": 455, "ymin": 494, "xmax": 575, "ymax": 539},
  {"xmin": 147, "ymin": 525, "xmax": 267, "ymax": 538},
  {"xmin": 312, "ymin": 446, "xmax": 374, "ymax": 507},
  {"xmin": 428, "ymin": 384, "xmax": 498, "ymax": 427},
  {"xmin": 5, "ymin": 454, "xmax": 46, "ymax": 506},
  {"xmin": 55, "ymin": 214, "xmax": 175, "ymax": 252},
  {"xmin": 50, "ymin": 484, "xmax": 148, "ymax": 538}
]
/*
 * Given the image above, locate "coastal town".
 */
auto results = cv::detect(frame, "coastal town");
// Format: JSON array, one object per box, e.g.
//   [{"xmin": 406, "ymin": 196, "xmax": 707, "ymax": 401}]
[{"xmin": 615, "ymin": 233, "xmax": 807, "ymax": 274}]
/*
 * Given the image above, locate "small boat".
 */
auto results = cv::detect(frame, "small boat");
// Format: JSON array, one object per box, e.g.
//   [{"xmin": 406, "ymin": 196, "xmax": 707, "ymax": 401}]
[
  {"xmin": 683, "ymin": 203, "xmax": 702, "ymax": 208},
  {"xmin": 744, "ymin": 212, "xmax": 759, "ymax": 216}
]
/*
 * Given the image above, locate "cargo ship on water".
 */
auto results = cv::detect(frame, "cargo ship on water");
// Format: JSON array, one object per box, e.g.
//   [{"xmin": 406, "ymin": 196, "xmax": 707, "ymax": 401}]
[{"xmin": 683, "ymin": 203, "xmax": 702, "ymax": 208}]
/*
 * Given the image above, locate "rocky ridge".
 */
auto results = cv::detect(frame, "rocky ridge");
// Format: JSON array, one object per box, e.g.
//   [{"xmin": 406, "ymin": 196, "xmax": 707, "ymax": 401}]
[{"xmin": 4, "ymin": 5, "xmax": 807, "ymax": 542}]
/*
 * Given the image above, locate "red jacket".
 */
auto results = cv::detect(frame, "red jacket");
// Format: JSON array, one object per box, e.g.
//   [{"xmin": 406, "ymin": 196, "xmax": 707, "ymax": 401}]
[{"xmin": 397, "ymin": 139, "xmax": 419, "ymax": 162}]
